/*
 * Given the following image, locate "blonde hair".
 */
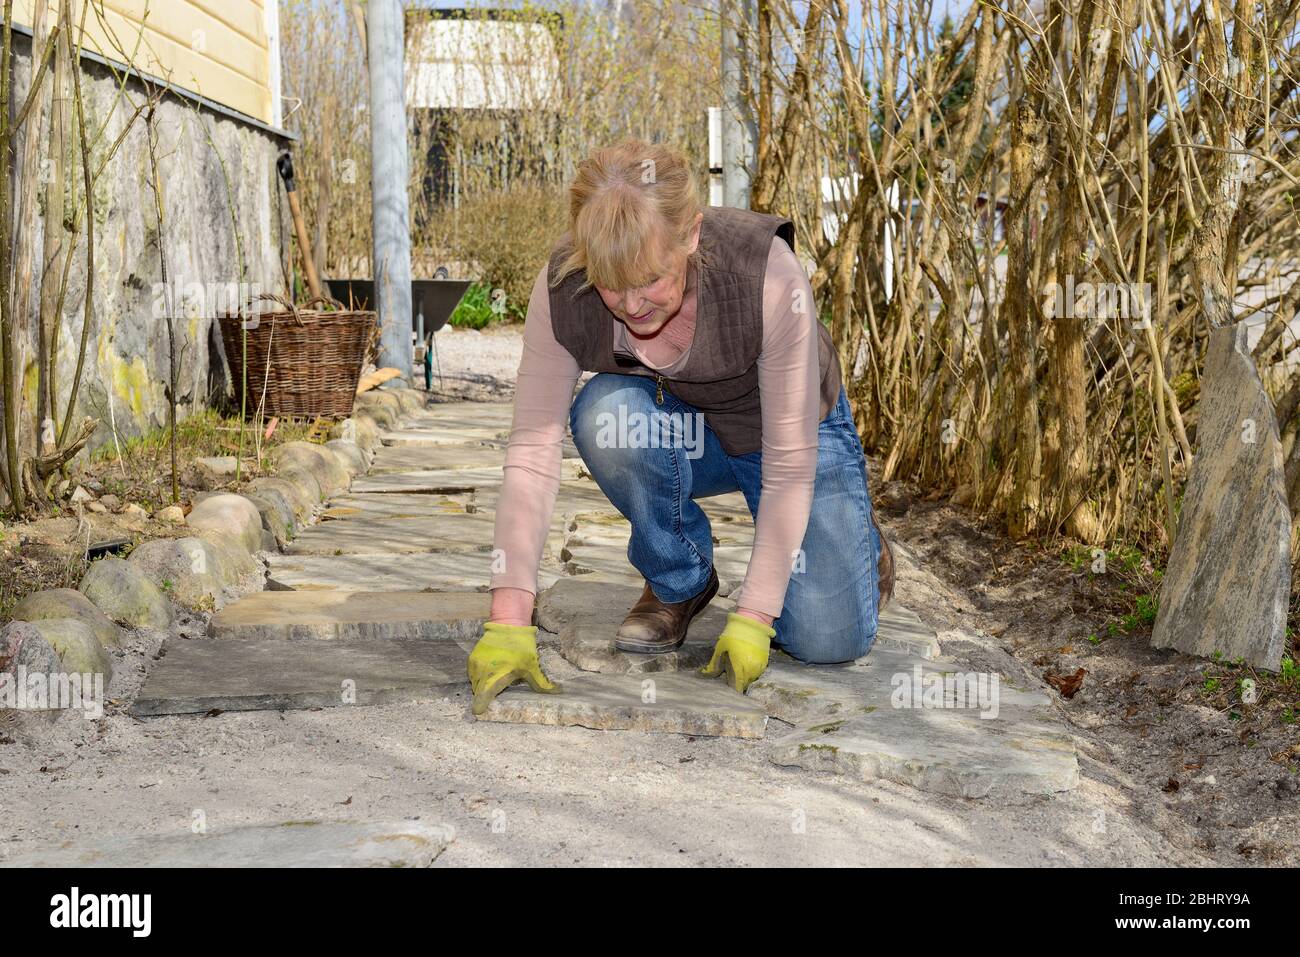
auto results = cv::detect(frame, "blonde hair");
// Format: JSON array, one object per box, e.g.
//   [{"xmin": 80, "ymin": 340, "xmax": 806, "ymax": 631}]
[{"xmin": 553, "ymin": 139, "xmax": 702, "ymax": 291}]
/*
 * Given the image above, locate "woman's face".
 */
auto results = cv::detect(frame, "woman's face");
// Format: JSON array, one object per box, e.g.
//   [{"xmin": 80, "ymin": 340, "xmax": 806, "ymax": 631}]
[{"xmin": 595, "ymin": 214, "xmax": 702, "ymax": 337}]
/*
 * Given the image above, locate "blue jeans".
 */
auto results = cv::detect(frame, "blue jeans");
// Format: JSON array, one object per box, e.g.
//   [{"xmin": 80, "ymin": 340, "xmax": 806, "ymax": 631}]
[{"xmin": 568, "ymin": 372, "xmax": 881, "ymax": 664}]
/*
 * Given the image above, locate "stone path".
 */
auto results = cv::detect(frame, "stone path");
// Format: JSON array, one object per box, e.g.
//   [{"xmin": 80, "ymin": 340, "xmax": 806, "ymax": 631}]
[{"xmin": 136, "ymin": 393, "xmax": 1081, "ymax": 808}]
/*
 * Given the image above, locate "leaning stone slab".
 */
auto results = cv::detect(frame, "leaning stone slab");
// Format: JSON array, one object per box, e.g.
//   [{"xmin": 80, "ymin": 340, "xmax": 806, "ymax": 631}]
[
  {"xmin": 1151, "ymin": 322, "xmax": 1290, "ymax": 671},
  {"xmin": 27, "ymin": 619, "xmax": 112, "ymax": 683},
  {"xmin": 265, "ymin": 552, "xmax": 564, "ymax": 593},
  {"xmin": 479, "ymin": 672, "xmax": 768, "ymax": 739},
  {"xmin": 79, "ymin": 557, "xmax": 174, "ymax": 631},
  {"xmin": 536, "ymin": 577, "xmax": 729, "ymax": 674},
  {"xmin": 186, "ymin": 493, "xmax": 265, "ymax": 555},
  {"xmin": 131, "ymin": 636, "xmax": 470, "ymax": 715},
  {"xmin": 0, "ymin": 820, "xmax": 453, "ymax": 867},
  {"xmin": 10, "ymin": 588, "xmax": 123, "ymax": 649},
  {"xmin": 210, "ymin": 590, "xmax": 490, "ymax": 641},
  {"xmin": 752, "ymin": 651, "xmax": 1079, "ymax": 799},
  {"xmin": 286, "ymin": 512, "xmax": 499, "ymax": 556}
]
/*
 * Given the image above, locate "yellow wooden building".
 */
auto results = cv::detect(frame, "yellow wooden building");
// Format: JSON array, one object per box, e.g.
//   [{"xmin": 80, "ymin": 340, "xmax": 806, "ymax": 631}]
[{"xmin": 14, "ymin": 0, "xmax": 281, "ymax": 127}]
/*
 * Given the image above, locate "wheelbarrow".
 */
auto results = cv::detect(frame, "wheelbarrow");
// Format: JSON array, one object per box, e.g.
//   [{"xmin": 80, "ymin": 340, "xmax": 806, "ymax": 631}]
[{"xmin": 324, "ymin": 273, "xmax": 472, "ymax": 391}]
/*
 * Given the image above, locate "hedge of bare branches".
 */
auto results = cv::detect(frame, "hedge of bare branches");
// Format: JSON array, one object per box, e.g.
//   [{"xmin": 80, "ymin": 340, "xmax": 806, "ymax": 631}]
[
  {"xmin": 282, "ymin": 0, "xmax": 1300, "ymax": 561},
  {"xmin": 744, "ymin": 0, "xmax": 1300, "ymax": 560}
]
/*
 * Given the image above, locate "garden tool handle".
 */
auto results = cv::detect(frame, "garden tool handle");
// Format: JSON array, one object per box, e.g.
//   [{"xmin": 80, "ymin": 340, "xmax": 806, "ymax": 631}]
[{"xmin": 277, "ymin": 151, "xmax": 324, "ymax": 302}]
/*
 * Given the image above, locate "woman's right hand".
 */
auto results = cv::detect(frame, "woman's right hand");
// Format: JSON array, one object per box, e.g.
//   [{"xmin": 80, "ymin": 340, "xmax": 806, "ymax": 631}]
[{"xmin": 466, "ymin": 621, "xmax": 562, "ymax": 716}]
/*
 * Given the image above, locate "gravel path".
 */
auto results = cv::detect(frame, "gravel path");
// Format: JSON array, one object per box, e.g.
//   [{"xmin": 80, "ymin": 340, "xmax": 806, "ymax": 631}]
[{"xmin": 425, "ymin": 325, "xmax": 526, "ymax": 402}]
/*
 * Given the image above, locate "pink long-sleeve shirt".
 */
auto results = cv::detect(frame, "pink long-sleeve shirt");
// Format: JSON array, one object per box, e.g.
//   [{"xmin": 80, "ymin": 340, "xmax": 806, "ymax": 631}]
[{"xmin": 489, "ymin": 236, "xmax": 821, "ymax": 619}]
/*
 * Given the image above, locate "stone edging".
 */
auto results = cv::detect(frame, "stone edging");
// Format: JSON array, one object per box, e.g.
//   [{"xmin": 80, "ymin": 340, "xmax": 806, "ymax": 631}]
[{"xmin": 0, "ymin": 386, "xmax": 428, "ymax": 713}]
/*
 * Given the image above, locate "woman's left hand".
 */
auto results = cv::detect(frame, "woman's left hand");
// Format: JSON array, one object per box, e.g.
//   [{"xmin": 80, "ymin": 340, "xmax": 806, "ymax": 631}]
[{"xmin": 700, "ymin": 611, "xmax": 776, "ymax": 694}]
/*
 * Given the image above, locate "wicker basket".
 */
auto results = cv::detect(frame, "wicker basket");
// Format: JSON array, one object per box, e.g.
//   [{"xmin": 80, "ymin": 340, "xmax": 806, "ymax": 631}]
[{"xmin": 217, "ymin": 295, "xmax": 376, "ymax": 420}]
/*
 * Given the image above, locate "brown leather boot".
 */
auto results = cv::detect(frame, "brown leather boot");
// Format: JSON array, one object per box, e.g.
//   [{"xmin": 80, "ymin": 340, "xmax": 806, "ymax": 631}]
[
  {"xmin": 614, "ymin": 568, "xmax": 720, "ymax": 654},
  {"xmin": 871, "ymin": 509, "xmax": 895, "ymax": 612}
]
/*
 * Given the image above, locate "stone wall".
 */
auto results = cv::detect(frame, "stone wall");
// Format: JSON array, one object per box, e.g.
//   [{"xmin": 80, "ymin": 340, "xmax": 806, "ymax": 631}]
[{"xmin": 9, "ymin": 31, "xmax": 290, "ymax": 453}]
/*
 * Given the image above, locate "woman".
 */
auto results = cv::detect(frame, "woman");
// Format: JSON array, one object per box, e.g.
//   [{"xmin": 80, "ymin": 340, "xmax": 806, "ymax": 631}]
[{"xmin": 467, "ymin": 140, "xmax": 892, "ymax": 716}]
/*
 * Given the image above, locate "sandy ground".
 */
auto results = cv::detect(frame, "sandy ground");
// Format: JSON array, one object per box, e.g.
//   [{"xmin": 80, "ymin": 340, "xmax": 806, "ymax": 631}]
[
  {"xmin": 422, "ymin": 324, "xmax": 529, "ymax": 402},
  {"xmin": 0, "ymin": 587, "xmax": 1205, "ymax": 867},
  {"xmin": 0, "ymin": 323, "xmax": 1289, "ymax": 867},
  {"xmin": 882, "ymin": 494, "xmax": 1300, "ymax": 866}
]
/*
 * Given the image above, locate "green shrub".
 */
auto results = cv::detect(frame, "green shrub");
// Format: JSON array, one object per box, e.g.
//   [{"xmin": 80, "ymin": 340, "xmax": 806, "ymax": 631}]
[
  {"xmin": 450, "ymin": 283, "xmax": 504, "ymax": 329},
  {"xmin": 425, "ymin": 186, "xmax": 566, "ymax": 321}
]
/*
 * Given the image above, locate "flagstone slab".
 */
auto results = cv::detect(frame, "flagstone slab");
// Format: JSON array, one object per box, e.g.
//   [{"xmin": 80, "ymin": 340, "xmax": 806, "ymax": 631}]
[
  {"xmin": 285, "ymin": 513, "xmax": 498, "ymax": 556},
  {"xmin": 382, "ymin": 427, "xmax": 508, "ymax": 447},
  {"xmin": 351, "ymin": 460, "xmax": 584, "ymax": 493},
  {"xmin": 565, "ymin": 513, "xmax": 753, "ymax": 550},
  {"xmin": 131, "ymin": 636, "xmax": 470, "ymax": 715},
  {"xmin": 209, "ymin": 590, "xmax": 490, "ymax": 641},
  {"xmin": 265, "ymin": 552, "xmax": 566, "ymax": 592},
  {"xmin": 471, "ymin": 479, "xmax": 616, "ymax": 516},
  {"xmin": 350, "ymin": 467, "xmax": 502, "ymax": 494},
  {"xmin": 370, "ymin": 445, "xmax": 510, "ymax": 473},
  {"xmin": 696, "ymin": 492, "xmax": 756, "ymax": 524},
  {"xmin": 1, "ymin": 820, "xmax": 453, "ymax": 867},
  {"xmin": 875, "ymin": 605, "xmax": 942, "ymax": 660},
  {"xmin": 320, "ymin": 492, "xmax": 475, "ymax": 520},
  {"xmin": 479, "ymin": 672, "xmax": 768, "ymax": 739},
  {"xmin": 403, "ymin": 401, "xmax": 515, "ymax": 428},
  {"xmin": 750, "ymin": 652, "xmax": 1079, "ymax": 799},
  {"xmin": 536, "ymin": 577, "xmax": 732, "ymax": 674},
  {"xmin": 561, "ymin": 542, "xmax": 752, "ymax": 597}
]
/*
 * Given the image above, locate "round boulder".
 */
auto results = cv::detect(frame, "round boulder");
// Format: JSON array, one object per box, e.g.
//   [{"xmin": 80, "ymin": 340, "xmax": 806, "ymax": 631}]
[
  {"xmin": 325, "ymin": 439, "xmax": 368, "ymax": 477},
  {"xmin": 79, "ymin": 556, "xmax": 174, "ymax": 631},
  {"xmin": 9, "ymin": 588, "xmax": 124, "ymax": 649},
  {"xmin": 27, "ymin": 618, "xmax": 113, "ymax": 683},
  {"xmin": 186, "ymin": 493, "xmax": 265, "ymax": 555},
  {"xmin": 273, "ymin": 442, "xmax": 351, "ymax": 495},
  {"xmin": 127, "ymin": 536, "xmax": 245, "ymax": 609},
  {"xmin": 249, "ymin": 468, "xmax": 322, "ymax": 523},
  {"xmin": 242, "ymin": 489, "xmax": 297, "ymax": 547},
  {"xmin": 1, "ymin": 620, "xmax": 67, "ymax": 691},
  {"xmin": 330, "ymin": 416, "xmax": 379, "ymax": 453}
]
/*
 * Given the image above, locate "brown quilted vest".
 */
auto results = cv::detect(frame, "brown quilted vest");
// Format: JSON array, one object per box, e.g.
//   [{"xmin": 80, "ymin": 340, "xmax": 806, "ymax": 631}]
[{"xmin": 547, "ymin": 205, "xmax": 843, "ymax": 455}]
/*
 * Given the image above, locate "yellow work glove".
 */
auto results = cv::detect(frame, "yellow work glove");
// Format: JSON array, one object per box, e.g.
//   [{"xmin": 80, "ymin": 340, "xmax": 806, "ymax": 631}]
[
  {"xmin": 700, "ymin": 612, "xmax": 775, "ymax": 694},
  {"xmin": 467, "ymin": 622, "xmax": 561, "ymax": 716}
]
